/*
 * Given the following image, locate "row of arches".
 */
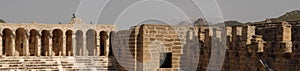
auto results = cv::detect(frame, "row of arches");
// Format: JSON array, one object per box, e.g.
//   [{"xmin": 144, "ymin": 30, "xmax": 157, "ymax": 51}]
[{"xmin": 1, "ymin": 28, "xmax": 109, "ymax": 56}]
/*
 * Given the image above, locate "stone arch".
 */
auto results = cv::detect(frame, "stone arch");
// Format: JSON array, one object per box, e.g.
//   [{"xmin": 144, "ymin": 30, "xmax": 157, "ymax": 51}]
[
  {"xmin": 2, "ymin": 28, "xmax": 13, "ymax": 56},
  {"xmin": 86, "ymin": 29, "xmax": 96, "ymax": 56},
  {"xmin": 15, "ymin": 28, "xmax": 28, "ymax": 56},
  {"xmin": 100, "ymin": 31, "xmax": 108, "ymax": 56},
  {"xmin": 29, "ymin": 29, "xmax": 39, "ymax": 56},
  {"xmin": 41, "ymin": 30, "xmax": 50, "ymax": 56},
  {"xmin": 52, "ymin": 29, "xmax": 63, "ymax": 56},
  {"xmin": 66, "ymin": 30, "xmax": 73, "ymax": 56},
  {"xmin": 75, "ymin": 30, "xmax": 83, "ymax": 56}
]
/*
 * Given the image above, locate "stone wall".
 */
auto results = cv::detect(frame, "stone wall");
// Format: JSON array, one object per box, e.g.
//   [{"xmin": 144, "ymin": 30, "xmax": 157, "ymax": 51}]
[
  {"xmin": 112, "ymin": 24, "xmax": 194, "ymax": 71},
  {"xmin": 216, "ymin": 21, "xmax": 299, "ymax": 71},
  {"xmin": 193, "ymin": 21, "xmax": 300, "ymax": 71},
  {"xmin": 111, "ymin": 29, "xmax": 138, "ymax": 71},
  {"xmin": 137, "ymin": 24, "xmax": 182, "ymax": 71},
  {"xmin": 116, "ymin": 22, "xmax": 300, "ymax": 71}
]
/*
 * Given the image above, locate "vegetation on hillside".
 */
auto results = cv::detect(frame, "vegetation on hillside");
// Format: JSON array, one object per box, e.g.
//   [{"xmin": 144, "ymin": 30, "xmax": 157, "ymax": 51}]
[
  {"xmin": 224, "ymin": 20, "xmax": 243, "ymax": 26},
  {"xmin": 194, "ymin": 10, "xmax": 300, "ymax": 26},
  {"xmin": 193, "ymin": 18, "xmax": 244, "ymax": 26},
  {"xmin": 262, "ymin": 10, "xmax": 300, "ymax": 23},
  {"xmin": 0, "ymin": 19, "xmax": 5, "ymax": 23},
  {"xmin": 211, "ymin": 20, "xmax": 244, "ymax": 26}
]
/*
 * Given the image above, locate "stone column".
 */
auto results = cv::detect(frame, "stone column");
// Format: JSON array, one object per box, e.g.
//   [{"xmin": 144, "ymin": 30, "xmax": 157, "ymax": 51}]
[
  {"xmin": 283, "ymin": 42, "xmax": 292, "ymax": 53},
  {"xmin": 71, "ymin": 35, "xmax": 76, "ymax": 56},
  {"xmin": 244, "ymin": 26, "xmax": 256, "ymax": 45},
  {"xmin": 252, "ymin": 35, "xmax": 264, "ymax": 53},
  {"xmin": 11, "ymin": 35, "xmax": 15, "ymax": 56},
  {"xmin": 226, "ymin": 27, "xmax": 232, "ymax": 49},
  {"xmin": 257, "ymin": 41, "xmax": 264, "ymax": 53},
  {"xmin": 105, "ymin": 32, "xmax": 110, "ymax": 57},
  {"xmin": 281, "ymin": 22, "xmax": 292, "ymax": 53},
  {"xmin": 82, "ymin": 35, "xmax": 86, "ymax": 56},
  {"xmin": 49, "ymin": 33, "xmax": 53, "ymax": 56},
  {"xmin": 96, "ymin": 33, "xmax": 100, "ymax": 56},
  {"xmin": 36, "ymin": 34, "xmax": 41, "ymax": 56},
  {"xmin": 24, "ymin": 36, "xmax": 30, "ymax": 56}
]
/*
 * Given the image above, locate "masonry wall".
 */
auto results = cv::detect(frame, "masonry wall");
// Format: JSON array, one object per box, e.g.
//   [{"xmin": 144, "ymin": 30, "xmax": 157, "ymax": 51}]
[
  {"xmin": 193, "ymin": 21, "xmax": 300, "ymax": 71},
  {"xmin": 137, "ymin": 24, "xmax": 182, "ymax": 71},
  {"xmin": 111, "ymin": 27, "xmax": 141, "ymax": 71}
]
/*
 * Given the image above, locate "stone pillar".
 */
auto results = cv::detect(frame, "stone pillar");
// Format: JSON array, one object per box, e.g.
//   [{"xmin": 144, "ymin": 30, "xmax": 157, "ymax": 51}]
[
  {"xmin": 83, "ymin": 35, "xmax": 86, "ymax": 56},
  {"xmin": 96, "ymin": 33, "xmax": 100, "ymax": 56},
  {"xmin": 252, "ymin": 35, "xmax": 264, "ymax": 53},
  {"xmin": 24, "ymin": 36, "xmax": 30, "ymax": 56},
  {"xmin": 281, "ymin": 22, "xmax": 292, "ymax": 53},
  {"xmin": 105, "ymin": 32, "xmax": 110, "ymax": 57},
  {"xmin": 257, "ymin": 41, "xmax": 264, "ymax": 53},
  {"xmin": 11, "ymin": 35, "xmax": 15, "ymax": 56},
  {"xmin": 71, "ymin": 35, "xmax": 76, "ymax": 56},
  {"xmin": 283, "ymin": 42, "xmax": 292, "ymax": 53},
  {"xmin": 36, "ymin": 34, "xmax": 41, "ymax": 56},
  {"xmin": 49, "ymin": 33, "xmax": 53, "ymax": 56},
  {"xmin": 226, "ymin": 27, "xmax": 232, "ymax": 49},
  {"xmin": 242, "ymin": 26, "xmax": 256, "ymax": 45}
]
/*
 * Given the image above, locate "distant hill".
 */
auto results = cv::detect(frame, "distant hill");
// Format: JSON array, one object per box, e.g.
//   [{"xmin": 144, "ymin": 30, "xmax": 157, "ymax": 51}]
[
  {"xmin": 224, "ymin": 20, "xmax": 243, "ymax": 26},
  {"xmin": 213, "ymin": 20, "xmax": 244, "ymax": 26},
  {"xmin": 262, "ymin": 10, "xmax": 300, "ymax": 23},
  {"xmin": 0, "ymin": 19, "xmax": 5, "ymax": 23},
  {"xmin": 178, "ymin": 21, "xmax": 192, "ymax": 26},
  {"xmin": 193, "ymin": 10, "xmax": 300, "ymax": 26},
  {"xmin": 193, "ymin": 18, "xmax": 244, "ymax": 26},
  {"xmin": 211, "ymin": 20, "xmax": 244, "ymax": 26}
]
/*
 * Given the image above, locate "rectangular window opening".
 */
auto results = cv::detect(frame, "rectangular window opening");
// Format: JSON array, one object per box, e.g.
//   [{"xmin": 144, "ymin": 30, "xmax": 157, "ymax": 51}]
[{"xmin": 160, "ymin": 52, "xmax": 172, "ymax": 68}]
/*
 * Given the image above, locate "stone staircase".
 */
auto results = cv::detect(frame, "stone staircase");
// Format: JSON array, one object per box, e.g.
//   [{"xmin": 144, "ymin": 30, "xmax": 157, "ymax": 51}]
[{"xmin": 0, "ymin": 56, "xmax": 116, "ymax": 71}]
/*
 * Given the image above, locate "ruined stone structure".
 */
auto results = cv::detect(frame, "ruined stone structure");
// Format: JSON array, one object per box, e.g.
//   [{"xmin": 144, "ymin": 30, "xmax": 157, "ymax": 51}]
[
  {"xmin": 0, "ymin": 18, "xmax": 116, "ymax": 70},
  {"xmin": 112, "ymin": 21, "xmax": 300, "ymax": 71},
  {"xmin": 0, "ymin": 18, "xmax": 300, "ymax": 71},
  {"xmin": 195, "ymin": 21, "xmax": 300, "ymax": 71},
  {"xmin": 112, "ymin": 24, "xmax": 191, "ymax": 71}
]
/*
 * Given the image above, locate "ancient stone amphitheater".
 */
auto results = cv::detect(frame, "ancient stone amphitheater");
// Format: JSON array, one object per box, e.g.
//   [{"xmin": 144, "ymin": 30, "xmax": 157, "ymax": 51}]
[
  {"xmin": 0, "ymin": 18, "xmax": 300, "ymax": 71},
  {"xmin": 0, "ymin": 18, "xmax": 116, "ymax": 71}
]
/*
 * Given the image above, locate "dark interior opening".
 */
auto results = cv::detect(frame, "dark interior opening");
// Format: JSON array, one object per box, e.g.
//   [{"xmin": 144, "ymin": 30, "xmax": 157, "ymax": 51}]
[{"xmin": 160, "ymin": 52, "xmax": 172, "ymax": 68}]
